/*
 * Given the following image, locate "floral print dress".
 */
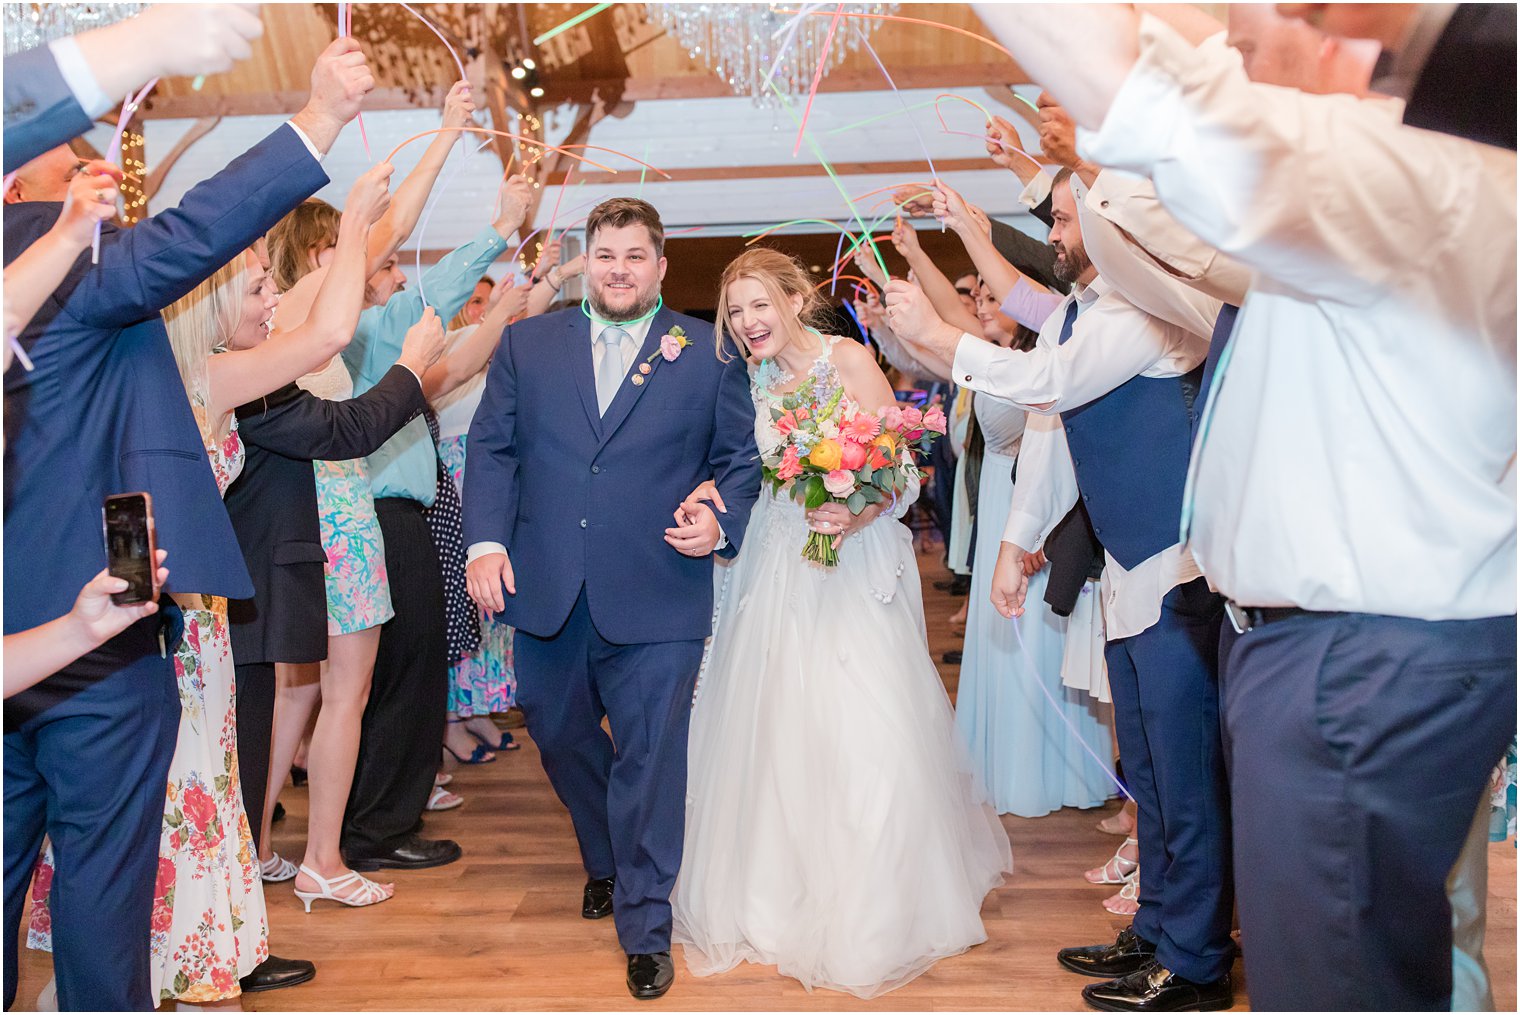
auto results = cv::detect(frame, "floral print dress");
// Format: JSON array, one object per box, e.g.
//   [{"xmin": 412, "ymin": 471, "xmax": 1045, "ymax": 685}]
[
  {"xmin": 29, "ymin": 406, "xmax": 268, "ymax": 1003},
  {"xmin": 299, "ymin": 355, "xmax": 395, "ymax": 633}
]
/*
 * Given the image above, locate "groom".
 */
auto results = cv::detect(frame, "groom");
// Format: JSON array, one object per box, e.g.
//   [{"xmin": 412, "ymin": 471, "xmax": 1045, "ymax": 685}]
[{"xmin": 462, "ymin": 197, "xmax": 760, "ymax": 999}]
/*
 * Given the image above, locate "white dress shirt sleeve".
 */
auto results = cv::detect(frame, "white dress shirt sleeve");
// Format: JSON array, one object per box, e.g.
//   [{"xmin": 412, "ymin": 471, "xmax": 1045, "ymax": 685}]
[
  {"xmin": 47, "ymin": 37, "xmax": 113, "ymax": 118},
  {"xmin": 284, "ymin": 121, "xmax": 326, "ymax": 164},
  {"xmin": 1001, "ymin": 410, "xmax": 1077, "ymax": 551},
  {"xmin": 1071, "ymin": 173, "xmax": 1228, "ymax": 334},
  {"xmin": 1083, "ymin": 170, "xmax": 1253, "ymax": 306},
  {"xmin": 467, "ymin": 541, "xmax": 508, "ymax": 565},
  {"xmin": 950, "ymin": 290, "xmax": 1195, "ymax": 413},
  {"xmin": 1018, "ymin": 172, "xmax": 1054, "ymax": 212},
  {"xmin": 1077, "ymin": 13, "xmax": 1510, "ymax": 309}
]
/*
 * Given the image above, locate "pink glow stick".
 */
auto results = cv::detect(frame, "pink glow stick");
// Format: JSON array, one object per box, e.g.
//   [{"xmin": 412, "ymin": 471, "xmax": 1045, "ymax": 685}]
[
  {"xmin": 793, "ymin": 4, "xmax": 844, "ymax": 158},
  {"xmin": 395, "ymin": 1, "xmax": 468, "ymax": 80}
]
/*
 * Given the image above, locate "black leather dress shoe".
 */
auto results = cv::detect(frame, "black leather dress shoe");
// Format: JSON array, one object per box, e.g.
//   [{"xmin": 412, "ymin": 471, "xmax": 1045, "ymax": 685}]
[
  {"xmin": 1058, "ymin": 925, "xmax": 1157, "ymax": 978},
  {"xmin": 238, "ymin": 955, "xmax": 315, "ymax": 993},
  {"xmin": 582, "ymin": 876, "xmax": 615, "ymax": 919},
  {"xmin": 345, "ymin": 834, "xmax": 461, "ymax": 871},
  {"xmin": 626, "ymin": 951, "xmax": 674, "ymax": 1000},
  {"xmin": 1082, "ymin": 962, "xmax": 1233, "ymax": 1012}
]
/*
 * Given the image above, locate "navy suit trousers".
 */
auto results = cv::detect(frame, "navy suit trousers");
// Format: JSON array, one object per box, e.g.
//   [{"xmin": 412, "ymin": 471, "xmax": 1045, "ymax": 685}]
[
  {"xmin": 1222, "ymin": 610, "xmax": 1516, "ymax": 1010},
  {"xmin": 3, "ymin": 617, "xmax": 179, "ymax": 1010},
  {"xmin": 513, "ymin": 588, "xmax": 703, "ymax": 956},
  {"xmin": 1104, "ymin": 577, "xmax": 1234, "ymax": 983}
]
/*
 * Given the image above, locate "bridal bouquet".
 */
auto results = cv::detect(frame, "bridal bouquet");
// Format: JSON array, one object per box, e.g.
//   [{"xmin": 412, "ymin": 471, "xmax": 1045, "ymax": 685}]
[{"xmin": 760, "ymin": 375, "xmax": 946, "ymax": 567}]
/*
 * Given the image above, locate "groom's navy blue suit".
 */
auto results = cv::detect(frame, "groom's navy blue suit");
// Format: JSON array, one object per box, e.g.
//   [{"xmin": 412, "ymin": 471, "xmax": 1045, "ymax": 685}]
[{"xmin": 463, "ymin": 303, "xmax": 760, "ymax": 954}]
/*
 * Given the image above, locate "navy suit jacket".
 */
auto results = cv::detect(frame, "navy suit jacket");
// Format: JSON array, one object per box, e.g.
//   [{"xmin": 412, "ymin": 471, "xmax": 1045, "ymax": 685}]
[
  {"xmin": 3, "ymin": 124, "xmax": 328, "ymax": 656},
  {"xmin": 462, "ymin": 305, "xmax": 761, "ymax": 645},
  {"xmin": 3, "ymin": 45, "xmax": 95, "ymax": 175}
]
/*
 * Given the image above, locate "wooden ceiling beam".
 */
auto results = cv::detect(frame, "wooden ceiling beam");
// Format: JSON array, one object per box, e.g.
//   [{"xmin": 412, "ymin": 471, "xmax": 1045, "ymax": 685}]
[
  {"xmin": 542, "ymin": 61, "xmax": 1024, "ymax": 103},
  {"xmin": 544, "ymin": 157, "xmax": 996, "ymax": 187}
]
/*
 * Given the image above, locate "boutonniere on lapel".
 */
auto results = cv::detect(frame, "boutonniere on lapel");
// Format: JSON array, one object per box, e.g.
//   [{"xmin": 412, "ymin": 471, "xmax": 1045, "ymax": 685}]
[{"xmin": 634, "ymin": 326, "xmax": 689, "ymax": 385}]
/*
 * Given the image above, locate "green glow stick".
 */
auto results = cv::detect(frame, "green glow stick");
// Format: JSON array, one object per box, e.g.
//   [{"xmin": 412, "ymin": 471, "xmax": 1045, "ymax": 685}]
[
  {"xmin": 826, "ymin": 98, "xmax": 939, "ymax": 136},
  {"xmin": 533, "ymin": 2, "xmax": 612, "ymax": 46},
  {"xmin": 766, "ymin": 80, "xmax": 890, "ymax": 281}
]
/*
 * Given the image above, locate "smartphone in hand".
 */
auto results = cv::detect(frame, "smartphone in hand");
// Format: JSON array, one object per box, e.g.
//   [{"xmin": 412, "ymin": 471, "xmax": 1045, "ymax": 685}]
[{"xmin": 103, "ymin": 492, "xmax": 157, "ymax": 605}]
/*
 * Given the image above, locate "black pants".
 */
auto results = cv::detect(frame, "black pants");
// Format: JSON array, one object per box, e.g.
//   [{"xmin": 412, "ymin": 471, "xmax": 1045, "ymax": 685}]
[
  {"xmin": 1224, "ymin": 611, "xmax": 1516, "ymax": 1010},
  {"xmin": 234, "ymin": 661, "xmax": 276, "ymax": 855},
  {"xmin": 342, "ymin": 497, "xmax": 448, "ymax": 854}
]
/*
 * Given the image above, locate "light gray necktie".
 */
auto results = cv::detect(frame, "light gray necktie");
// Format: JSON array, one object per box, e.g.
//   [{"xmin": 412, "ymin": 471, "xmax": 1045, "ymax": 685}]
[{"xmin": 595, "ymin": 325, "xmax": 630, "ymax": 415}]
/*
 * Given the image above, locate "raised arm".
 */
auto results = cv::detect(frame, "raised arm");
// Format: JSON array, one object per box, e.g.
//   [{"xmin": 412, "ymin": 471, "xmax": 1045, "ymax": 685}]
[
  {"xmin": 934, "ymin": 181, "xmax": 1040, "ymax": 305},
  {"xmin": 888, "ymin": 219, "xmax": 983, "ymax": 336},
  {"xmin": 205, "ymin": 163, "xmax": 392, "ymax": 418},
  {"xmin": 422, "ymin": 275, "xmax": 530, "ymax": 402},
  {"xmin": 3, "ymin": 162, "xmax": 118, "ymax": 346},
  {"xmin": 364, "ymin": 80, "xmax": 474, "ymax": 277},
  {"xmin": 525, "ymin": 246, "xmax": 582, "ymax": 318}
]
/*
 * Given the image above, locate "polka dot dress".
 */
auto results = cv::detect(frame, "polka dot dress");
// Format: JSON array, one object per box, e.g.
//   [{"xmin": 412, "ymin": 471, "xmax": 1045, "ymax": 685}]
[{"xmin": 422, "ymin": 406, "xmax": 482, "ymax": 662}]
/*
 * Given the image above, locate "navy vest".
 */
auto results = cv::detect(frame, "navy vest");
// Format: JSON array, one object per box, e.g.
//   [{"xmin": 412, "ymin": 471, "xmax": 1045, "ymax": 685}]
[{"xmin": 1058, "ymin": 303, "xmax": 1203, "ymax": 570}]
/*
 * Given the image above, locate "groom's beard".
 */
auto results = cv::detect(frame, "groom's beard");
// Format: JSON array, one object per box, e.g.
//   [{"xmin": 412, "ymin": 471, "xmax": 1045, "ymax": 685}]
[{"xmin": 588, "ymin": 282, "xmax": 661, "ymax": 323}]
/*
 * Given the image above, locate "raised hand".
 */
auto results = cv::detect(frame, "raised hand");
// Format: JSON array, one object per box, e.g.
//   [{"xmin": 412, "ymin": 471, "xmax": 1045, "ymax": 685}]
[
  {"xmin": 1036, "ymin": 93, "xmax": 1086, "ymax": 171},
  {"xmin": 494, "ymin": 174, "xmax": 535, "ymax": 236},
  {"xmin": 990, "ymin": 543, "xmax": 1031, "ymax": 619},
  {"xmin": 884, "ymin": 278, "xmax": 959, "ymax": 359},
  {"xmin": 441, "ymin": 80, "xmax": 476, "ymax": 134},
  {"xmin": 54, "ymin": 161, "xmax": 122, "ymax": 247},
  {"xmin": 466, "ymin": 551, "xmax": 516, "ymax": 615},
  {"xmin": 532, "ymin": 238, "xmax": 563, "ymax": 280},
  {"xmin": 398, "ymin": 306, "xmax": 446, "ymax": 375},
  {"xmin": 891, "ymin": 185, "xmax": 936, "ymax": 218},
  {"xmin": 290, "ymin": 37, "xmax": 376, "ymax": 154},
  {"xmin": 985, "ymin": 114, "xmax": 1039, "ymax": 179},
  {"xmin": 889, "ymin": 216, "xmax": 924, "ymax": 262},
  {"xmin": 557, "ymin": 252, "xmax": 586, "ymax": 281},
  {"xmin": 344, "ymin": 162, "xmax": 394, "ymax": 226},
  {"xmin": 931, "ymin": 182, "xmax": 983, "ymax": 236},
  {"xmin": 852, "ymin": 246, "xmax": 889, "ymax": 290},
  {"xmin": 136, "ymin": 3, "xmax": 265, "ymax": 79}
]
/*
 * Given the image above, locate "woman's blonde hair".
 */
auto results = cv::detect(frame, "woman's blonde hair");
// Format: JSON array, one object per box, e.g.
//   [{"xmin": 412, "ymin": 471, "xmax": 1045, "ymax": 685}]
[
  {"xmin": 714, "ymin": 247, "xmax": 831, "ymax": 362},
  {"xmin": 162, "ymin": 252, "xmax": 248, "ymax": 426},
  {"xmin": 266, "ymin": 198, "xmax": 341, "ymax": 293}
]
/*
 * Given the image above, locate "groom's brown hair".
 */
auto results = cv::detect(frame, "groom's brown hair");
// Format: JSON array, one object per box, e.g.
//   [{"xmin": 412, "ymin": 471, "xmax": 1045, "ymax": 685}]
[{"xmin": 585, "ymin": 197, "xmax": 665, "ymax": 258}]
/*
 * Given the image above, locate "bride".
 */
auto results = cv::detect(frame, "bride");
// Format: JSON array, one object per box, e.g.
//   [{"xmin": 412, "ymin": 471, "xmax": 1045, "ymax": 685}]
[{"xmin": 671, "ymin": 248, "xmax": 1012, "ymax": 999}]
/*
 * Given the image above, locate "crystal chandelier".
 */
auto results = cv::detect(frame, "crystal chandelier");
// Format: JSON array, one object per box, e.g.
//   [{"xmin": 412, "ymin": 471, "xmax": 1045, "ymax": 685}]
[
  {"xmin": 3, "ymin": 3, "xmax": 145, "ymax": 56},
  {"xmin": 646, "ymin": 3, "xmax": 899, "ymax": 103}
]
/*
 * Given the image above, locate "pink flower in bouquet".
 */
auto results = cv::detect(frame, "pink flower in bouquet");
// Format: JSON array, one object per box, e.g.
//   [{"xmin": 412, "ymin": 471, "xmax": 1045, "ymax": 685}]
[
  {"xmin": 901, "ymin": 406, "xmax": 923, "ymax": 429},
  {"xmin": 866, "ymin": 444, "xmax": 892, "ymax": 470},
  {"xmin": 777, "ymin": 445, "xmax": 803, "ymax": 481},
  {"xmin": 880, "ymin": 405, "xmax": 905, "ymax": 431},
  {"xmin": 823, "ymin": 470, "xmax": 856, "ymax": 497},
  {"xmin": 775, "ymin": 410, "xmax": 799, "ymax": 436},
  {"xmin": 795, "ymin": 406, "xmax": 811, "ymax": 422},
  {"xmin": 841, "ymin": 412, "xmax": 881, "ymax": 442},
  {"xmin": 839, "ymin": 440, "xmax": 868, "ymax": 471},
  {"xmin": 922, "ymin": 405, "xmax": 948, "ymax": 434}
]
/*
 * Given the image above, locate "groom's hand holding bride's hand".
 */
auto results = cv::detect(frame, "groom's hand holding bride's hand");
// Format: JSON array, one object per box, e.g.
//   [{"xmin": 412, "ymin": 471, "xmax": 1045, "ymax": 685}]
[
  {"xmin": 667, "ymin": 481, "xmax": 725, "ymax": 557},
  {"xmin": 990, "ymin": 541, "xmax": 1033, "ymax": 619},
  {"xmin": 466, "ymin": 551, "xmax": 515, "ymax": 616}
]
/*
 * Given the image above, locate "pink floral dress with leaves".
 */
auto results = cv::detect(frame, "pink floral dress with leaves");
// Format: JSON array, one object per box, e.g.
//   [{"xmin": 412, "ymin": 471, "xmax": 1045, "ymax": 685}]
[{"xmin": 29, "ymin": 406, "xmax": 268, "ymax": 1003}]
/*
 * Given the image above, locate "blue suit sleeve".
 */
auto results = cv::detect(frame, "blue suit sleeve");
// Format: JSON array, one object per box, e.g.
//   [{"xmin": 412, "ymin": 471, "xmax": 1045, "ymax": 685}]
[
  {"xmin": 462, "ymin": 323, "xmax": 519, "ymax": 550},
  {"xmin": 3, "ymin": 47, "xmax": 93, "ymax": 175},
  {"xmin": 709, "ymin": 339, "xmax": 762, "ymax": 558},
  {"xmin": 69, "ymin": 123, "xmax": 329, "ymax": 330}
]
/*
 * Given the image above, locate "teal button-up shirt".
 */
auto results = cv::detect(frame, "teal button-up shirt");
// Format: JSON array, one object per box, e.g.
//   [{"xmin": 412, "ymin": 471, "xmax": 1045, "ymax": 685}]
[{"xmin": 344, "ymin": 225, "xmax": 509, "ymax": 505}]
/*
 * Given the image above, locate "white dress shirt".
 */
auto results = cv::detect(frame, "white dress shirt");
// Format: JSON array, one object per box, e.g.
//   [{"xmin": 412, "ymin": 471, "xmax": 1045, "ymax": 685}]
[
  {"xmin": 968, "ymin": 273, "xmax": 1209, "ymax": 640},
  {"xmin": 1079, "ymin": 14, "xmax": 1517, "ymax": 620}
]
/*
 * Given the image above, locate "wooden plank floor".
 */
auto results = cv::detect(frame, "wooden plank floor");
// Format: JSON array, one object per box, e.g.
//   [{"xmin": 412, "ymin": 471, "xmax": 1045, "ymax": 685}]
[{"xmin": 15, "ymin": 541, "xmax": 1517, "ymax": 1011}]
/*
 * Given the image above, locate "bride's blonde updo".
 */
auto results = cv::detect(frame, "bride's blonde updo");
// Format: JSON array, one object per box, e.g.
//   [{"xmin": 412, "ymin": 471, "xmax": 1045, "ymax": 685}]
[{"xmin": 714, "ymin": 247, "xmax": 831, "ymax": 362}]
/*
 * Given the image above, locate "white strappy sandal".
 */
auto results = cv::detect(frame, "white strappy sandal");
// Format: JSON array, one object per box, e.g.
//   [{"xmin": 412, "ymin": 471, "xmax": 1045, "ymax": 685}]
[
  {"xmin": 293, "ymin": 864, "xmax": 394, "ymax": 912},
  {"xmin": 1085, "ymin": 837, "xmax": 1140, "ymax": 885},
  {"xmin": 260, "ymin": 852, "xmax": 298, "ymax": 883}
]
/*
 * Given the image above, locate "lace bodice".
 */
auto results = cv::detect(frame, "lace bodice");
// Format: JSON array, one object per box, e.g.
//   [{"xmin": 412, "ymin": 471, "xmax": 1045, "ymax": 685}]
[{"xmin": 750, "ymin": 335, "xmax": 849, "ymax": 458}]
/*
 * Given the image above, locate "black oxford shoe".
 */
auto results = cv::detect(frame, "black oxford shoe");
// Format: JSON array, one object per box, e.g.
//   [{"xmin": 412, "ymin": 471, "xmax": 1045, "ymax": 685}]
[
  {"xmin": 1058, "ymin": 925, "xmax": 1158, "ymax": 978},
  {"xmin": 1082, "ymin": 961, "xmax": 1234, "ymax": 1012},
  {"xmin": 626, "ymin": 951, "xmax": 675, "ymax": 1000},
  {"xmin": 344, "ymin": 834, "xmax": 461, "ymax": 871},
  {"xmin": 582, "ymin": 876, "xmax": 615, "ymax": 919},
  {"xmin": 238, "ymin": 955, "xmax": 315, "ymax": 993}
]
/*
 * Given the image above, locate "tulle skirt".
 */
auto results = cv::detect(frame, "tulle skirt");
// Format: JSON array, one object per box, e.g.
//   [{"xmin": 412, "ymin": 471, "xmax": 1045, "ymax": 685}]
[{"xmin": 672, "ymin": 493, "xmax": 1012, "ymax": 999}]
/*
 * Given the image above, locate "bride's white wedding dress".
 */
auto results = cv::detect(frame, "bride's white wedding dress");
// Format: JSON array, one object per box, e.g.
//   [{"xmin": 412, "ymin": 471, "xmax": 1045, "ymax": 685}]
[{"xmin": 671, "ymin": 338, "xmax": 1013, "ymax": 999}]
